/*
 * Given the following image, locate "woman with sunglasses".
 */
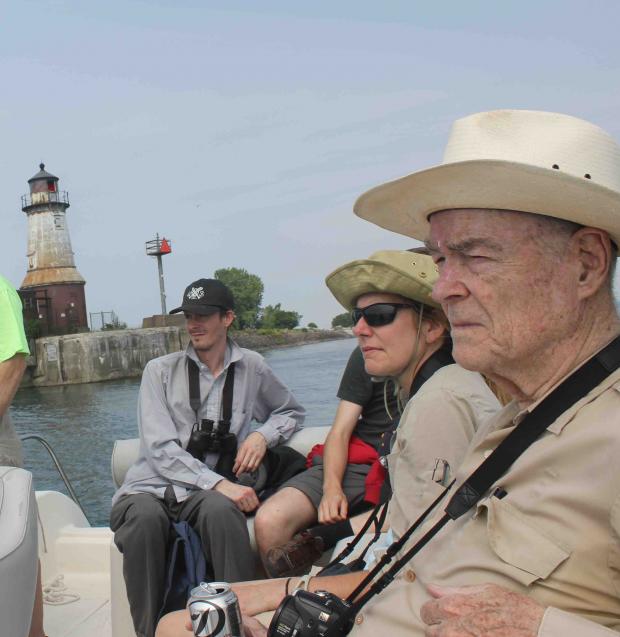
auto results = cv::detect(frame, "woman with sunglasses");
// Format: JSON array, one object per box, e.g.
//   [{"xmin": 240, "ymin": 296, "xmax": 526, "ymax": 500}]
[
  {"xmin": 155, "ymin": 249, "xmax": 501, "ymax": 637},
  {"xmin": 252, "ymin": 249, "xmax": 500, "ymax": 575}
]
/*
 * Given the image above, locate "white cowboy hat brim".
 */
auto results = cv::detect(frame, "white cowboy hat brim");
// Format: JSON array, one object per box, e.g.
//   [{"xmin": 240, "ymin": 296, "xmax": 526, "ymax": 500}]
[{"xmin": 354, "ymin": 159, "xmax": 620, "ymax": 247}]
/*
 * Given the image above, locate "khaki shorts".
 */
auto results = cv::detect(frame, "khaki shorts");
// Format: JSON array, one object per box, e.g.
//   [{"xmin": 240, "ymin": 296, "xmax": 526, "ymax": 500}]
[{"xmin": 280, "ymin": 462, "xmax": 371, "ymax": 510}]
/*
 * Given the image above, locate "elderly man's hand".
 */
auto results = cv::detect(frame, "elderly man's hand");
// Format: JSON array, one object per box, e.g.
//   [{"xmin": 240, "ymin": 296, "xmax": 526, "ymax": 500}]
[
  {"xmin": 420, "ymin": 583, "xmax": 546, "ymax": 636},
  {"xmin": 234, "ymin": 431, "xmax": 268, "ymax": 476}
]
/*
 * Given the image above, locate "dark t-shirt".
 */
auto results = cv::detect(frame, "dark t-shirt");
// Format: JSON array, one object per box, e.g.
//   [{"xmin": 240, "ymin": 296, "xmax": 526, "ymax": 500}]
[{"xmin": 337, "ymin": 347, "xmax": 399, "ymax": 450}]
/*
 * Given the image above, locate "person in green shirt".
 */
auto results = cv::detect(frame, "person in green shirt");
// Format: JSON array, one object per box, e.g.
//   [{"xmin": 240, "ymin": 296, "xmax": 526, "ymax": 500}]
[
  {"xmin": 0, "ymin": 274, "xmax": 46, "ymax": 637},
  {"xmin": 0, "ymin": 274, "xmax": 29, "ymax": 466}
]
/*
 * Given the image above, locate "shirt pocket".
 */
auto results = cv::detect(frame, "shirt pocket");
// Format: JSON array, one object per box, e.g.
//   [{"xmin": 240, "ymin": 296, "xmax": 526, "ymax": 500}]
[{"xmin": 480, "ymin": 496, "xmax": 571, "ymax": 586}]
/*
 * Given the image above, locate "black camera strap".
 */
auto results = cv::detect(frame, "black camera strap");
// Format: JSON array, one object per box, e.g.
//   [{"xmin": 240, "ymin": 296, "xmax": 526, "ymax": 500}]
[
  {"xmin": 187, "ymin": 358, "xmax": 236, "ymax": 429},
  {"xmin": 347, "ymin": 335, "xmax": 620, "ymax": 614}
]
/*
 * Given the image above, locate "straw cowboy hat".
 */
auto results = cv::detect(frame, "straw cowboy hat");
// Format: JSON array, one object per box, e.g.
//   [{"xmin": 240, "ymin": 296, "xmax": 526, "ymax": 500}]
[
  {"xmin": 325, "ymin": 249, "xmax": 441, "ymax": 310},
  {"xmin": 354, "ymin": 109, "xmax": 620, "ymax": 246}
]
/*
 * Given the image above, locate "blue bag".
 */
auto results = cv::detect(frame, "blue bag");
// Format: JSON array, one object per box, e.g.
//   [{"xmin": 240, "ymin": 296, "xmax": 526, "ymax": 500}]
[{"xmin": 157, "ymin": 521, "xmax": 209, "ymax": 621}]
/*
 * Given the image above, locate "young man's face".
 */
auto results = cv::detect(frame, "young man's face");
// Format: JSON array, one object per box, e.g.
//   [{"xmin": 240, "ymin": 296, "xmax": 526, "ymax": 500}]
[
  {"xmin": 427, "ymin": 208, "xmax": 580, "ymax": 377},
  {"xmin": 184, "ymin": 309, "xmax": 234, "ymax": 353}
]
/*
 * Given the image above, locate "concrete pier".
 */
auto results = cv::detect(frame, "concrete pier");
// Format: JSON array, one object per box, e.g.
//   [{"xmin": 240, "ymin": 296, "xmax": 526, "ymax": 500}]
[
  {"xmin": 24, "ymin": 327, "xmax": 185, "ymax": 387},
  {"xmin": 22, "ymin": 327, "xmax": 351, "ymax": 387}
]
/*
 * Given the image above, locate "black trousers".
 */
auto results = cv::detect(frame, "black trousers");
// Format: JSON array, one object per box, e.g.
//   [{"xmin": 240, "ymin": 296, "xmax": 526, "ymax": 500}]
[{"xmin": 110, "ymin": 488, "xmax": 256, "ymax": 637}]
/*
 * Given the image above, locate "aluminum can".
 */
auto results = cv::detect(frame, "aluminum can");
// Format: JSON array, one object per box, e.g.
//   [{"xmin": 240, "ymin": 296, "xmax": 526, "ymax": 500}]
[{"xmin": 188, "ymin": 582, "xmax": 242, "ymax": 637}]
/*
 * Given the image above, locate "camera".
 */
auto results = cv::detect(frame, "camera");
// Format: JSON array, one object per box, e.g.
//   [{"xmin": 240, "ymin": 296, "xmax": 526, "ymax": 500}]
[
  {"xmin": 186, "ymin": 419, "xmax": 238, "ymax": 480},
  {"xmin": 268, "ymin": 589, "xmax": 354, "ymax": 637}
]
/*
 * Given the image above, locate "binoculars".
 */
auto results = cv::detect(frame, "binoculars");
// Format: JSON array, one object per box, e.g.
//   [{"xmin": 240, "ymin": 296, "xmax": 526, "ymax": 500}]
[{"xmin": 186, "ymin": 419, "xmax": 238, "ymax": 480}]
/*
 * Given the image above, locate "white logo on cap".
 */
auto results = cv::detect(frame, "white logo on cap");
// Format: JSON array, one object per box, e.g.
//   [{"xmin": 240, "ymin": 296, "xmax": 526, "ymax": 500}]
[{"xmin": 187, "ymin": 286, "xmax": 205, "ymax": 301}]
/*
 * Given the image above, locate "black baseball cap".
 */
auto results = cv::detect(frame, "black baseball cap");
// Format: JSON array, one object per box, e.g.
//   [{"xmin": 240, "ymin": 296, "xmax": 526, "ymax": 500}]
[{"xmin": 169, "ymin": 278, "xmax": 235, "ymax": 315}]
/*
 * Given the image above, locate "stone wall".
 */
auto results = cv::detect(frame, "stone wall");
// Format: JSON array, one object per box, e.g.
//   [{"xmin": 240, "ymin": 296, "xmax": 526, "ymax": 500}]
[
  {"xmin": 24, "ymin": 327, "xmax": 185, "ymax": 387},
  {"xmin": 22, "ymin": 327, "xmax": 352, "ymax": 387}
]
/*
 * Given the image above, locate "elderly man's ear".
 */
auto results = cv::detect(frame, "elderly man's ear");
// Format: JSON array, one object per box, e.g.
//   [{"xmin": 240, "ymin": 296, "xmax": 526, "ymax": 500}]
[{"xmin": 572, "ymin": 227, "xmax": 615, "ymax": 299}]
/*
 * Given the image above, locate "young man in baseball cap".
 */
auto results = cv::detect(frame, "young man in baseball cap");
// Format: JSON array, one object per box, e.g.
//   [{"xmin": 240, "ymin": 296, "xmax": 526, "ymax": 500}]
[{"xmin": 111, "ymin": 277, "xmax": 305, "ymax": 637}]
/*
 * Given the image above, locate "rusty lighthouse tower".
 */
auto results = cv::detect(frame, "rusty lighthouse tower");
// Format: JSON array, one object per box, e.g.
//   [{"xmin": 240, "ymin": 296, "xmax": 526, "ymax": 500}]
[{"xmin": 19, "ymin": 164, "xmax": 87, "ymax": 335}]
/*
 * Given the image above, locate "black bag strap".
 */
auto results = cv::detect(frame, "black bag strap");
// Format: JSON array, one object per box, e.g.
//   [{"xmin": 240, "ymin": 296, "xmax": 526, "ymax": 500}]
[
  {"xmin": 356, "ymin": 501, "xmax": 390, "ymax": 564},
  {"xmin": 348, "ymin": 335, "xmax": 620, "ymax": 613},
  {"xmin": 409, "ymin": 347, "xmax": 454, "ymax": 398},
  {"xmin": 318, "ymin": 501, "xmax": 389, "ymax": 574},
  {"xmin": 187, "ymin": 358, "xmax": 236, "ymax": 428}
]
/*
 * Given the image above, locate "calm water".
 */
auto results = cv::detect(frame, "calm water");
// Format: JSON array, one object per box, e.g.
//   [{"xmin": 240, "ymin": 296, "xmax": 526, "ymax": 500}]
[{"xmin": 11, "ymin": 338, "xmax": 356, "ymax": 526}]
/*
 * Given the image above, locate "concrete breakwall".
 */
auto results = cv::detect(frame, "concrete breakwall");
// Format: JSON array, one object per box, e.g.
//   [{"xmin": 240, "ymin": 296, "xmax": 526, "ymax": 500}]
[
  {"xmin": 24, "ymin": 327, "xmax": 185, "ymax": 387},
  {"xmin": 22, "ymin": 327, "xmax": 352, "ymax": 387}
]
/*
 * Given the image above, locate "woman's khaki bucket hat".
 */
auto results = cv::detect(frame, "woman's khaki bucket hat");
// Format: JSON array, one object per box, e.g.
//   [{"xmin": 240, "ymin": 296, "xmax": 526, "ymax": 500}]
[
  {"xmin": 354, "ymin": 109, "xmax": 620, "ymax": 247},
  {"xmin": 325, "ymin": 250, "xmax": 441, "ymax": 311}
]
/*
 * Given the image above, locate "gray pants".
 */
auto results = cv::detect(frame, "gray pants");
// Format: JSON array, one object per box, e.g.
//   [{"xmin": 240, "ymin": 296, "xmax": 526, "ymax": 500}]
[{"xmin": 110, "ymin": 488, "xmax": 255, "ymax": 637}]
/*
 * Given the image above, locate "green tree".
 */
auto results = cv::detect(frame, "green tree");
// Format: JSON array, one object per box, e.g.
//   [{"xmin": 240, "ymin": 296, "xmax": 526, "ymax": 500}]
[
  {"xmin": 261, "ymin": 303, "xmax": 302, "ymax": 329},
  {"xmin": 332, "ymin": 312, "xmax": 353, "ymax": 328},
  {"xmin": 307, "ymin": 322, "xmax": 318, "ymax": 329},
  {"xmin": 214, "ymin": 267, "xmax": 264, "ymax": 329}
]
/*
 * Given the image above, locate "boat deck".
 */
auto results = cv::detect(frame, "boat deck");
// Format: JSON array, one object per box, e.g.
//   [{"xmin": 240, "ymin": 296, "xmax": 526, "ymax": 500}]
[{"xmin": 43, "ymin": 573, "xmax": 111, "ymax": 637}]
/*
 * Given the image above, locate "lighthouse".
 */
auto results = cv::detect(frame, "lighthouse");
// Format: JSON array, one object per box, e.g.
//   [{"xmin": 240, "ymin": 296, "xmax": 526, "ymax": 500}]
[{"xmin": 19, "ymin": 164, "xmax": 87, "ymax": 335}]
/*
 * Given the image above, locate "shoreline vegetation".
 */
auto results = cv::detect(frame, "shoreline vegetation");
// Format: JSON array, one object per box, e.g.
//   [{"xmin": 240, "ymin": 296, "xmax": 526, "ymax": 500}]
[{"xmin": 231, "ymin": 327, "xmax": 353, "ymax": 352}]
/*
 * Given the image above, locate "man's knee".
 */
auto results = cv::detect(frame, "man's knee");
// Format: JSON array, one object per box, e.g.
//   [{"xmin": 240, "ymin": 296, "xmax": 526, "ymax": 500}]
[
  {"xmin": 254, "ymin": 488, "xmax": 311, "ymax": 535},
  {"xmin": 112, "ymin": 495, "xmax": 169, "ymax": 550}
]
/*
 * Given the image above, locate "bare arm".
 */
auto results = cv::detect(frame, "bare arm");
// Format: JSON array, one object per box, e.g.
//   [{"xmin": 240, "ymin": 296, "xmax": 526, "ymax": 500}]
[
  {"xmin": 0, "ymin": 354, "xmax": 26, "ymax": 418},
  {"xmin": 319, "ymin": 400, "xmax": 363, "ymax": 524},
  {"xmin": 232, "ymin": 571, "xmax": 368, "ymax": 616}
]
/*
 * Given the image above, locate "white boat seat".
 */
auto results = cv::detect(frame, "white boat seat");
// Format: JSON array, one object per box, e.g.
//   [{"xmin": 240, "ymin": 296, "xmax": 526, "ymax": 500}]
[
  {"xmin": 0, "ymin": 466, "xmax": 38, "ymax": 637},
  {"xmin": 111, "ymin": 426, "xmax": 324, "ymax": 489}
]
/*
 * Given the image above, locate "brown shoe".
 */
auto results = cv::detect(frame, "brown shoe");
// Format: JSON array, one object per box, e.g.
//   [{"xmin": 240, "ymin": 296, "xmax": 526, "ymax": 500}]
[{"xmin": 265, "ymin": 531, "xmax": 325, "ymax": 578}]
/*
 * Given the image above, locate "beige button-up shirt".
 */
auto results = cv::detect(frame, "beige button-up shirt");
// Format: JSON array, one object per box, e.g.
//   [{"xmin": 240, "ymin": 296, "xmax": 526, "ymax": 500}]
[
  {"xmin": 350, "ymin": 367, "xmax": 620, "ymax": 636},
  {"xmin": 387, "ymin": 364, "xmax": 501, "ymax": 540}
]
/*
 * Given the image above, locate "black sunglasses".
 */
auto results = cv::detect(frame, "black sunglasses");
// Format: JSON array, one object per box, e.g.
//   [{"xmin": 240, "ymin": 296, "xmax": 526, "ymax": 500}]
[{"xmin": 351, "ymin": 303, "xmax": 417, "ymax": 327}]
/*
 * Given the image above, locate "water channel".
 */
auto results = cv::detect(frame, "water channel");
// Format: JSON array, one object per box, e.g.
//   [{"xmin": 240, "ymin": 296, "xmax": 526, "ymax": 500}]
[{"xmin": 11, "ymin": 337, "xmax": 356, "ymax": 526}]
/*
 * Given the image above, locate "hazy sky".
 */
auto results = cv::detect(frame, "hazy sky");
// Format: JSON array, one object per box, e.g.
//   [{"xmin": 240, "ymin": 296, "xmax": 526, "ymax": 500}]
[{"xmin": 2, "ymin": 1, "xmax": 619, "ymax": 327}]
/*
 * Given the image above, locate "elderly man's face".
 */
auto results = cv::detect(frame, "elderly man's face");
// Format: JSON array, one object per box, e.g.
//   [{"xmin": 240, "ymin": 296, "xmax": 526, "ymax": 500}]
[{"xmin": 428, "ymin": 209, "xmax": 580, "ymax": 375}]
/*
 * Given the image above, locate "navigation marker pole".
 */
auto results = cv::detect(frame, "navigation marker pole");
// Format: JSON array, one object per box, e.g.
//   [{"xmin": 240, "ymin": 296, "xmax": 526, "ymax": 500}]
[{"xmin": 145, "ymin": 233, "xmax": 172, "ymax": 315}]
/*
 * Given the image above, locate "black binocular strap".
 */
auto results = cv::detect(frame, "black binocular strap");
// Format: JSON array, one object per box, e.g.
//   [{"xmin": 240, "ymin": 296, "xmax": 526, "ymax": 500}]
[
  {"xmin": 187, "ymin": 358, "xmax": 236, "ymax": 427},
  {"xmin": 348, "ymin": 335, "xmax": 620, "ymax": 613},
  {"xmin": 220, "ymin": 363, "xmax": 236, "ymax": 426}
]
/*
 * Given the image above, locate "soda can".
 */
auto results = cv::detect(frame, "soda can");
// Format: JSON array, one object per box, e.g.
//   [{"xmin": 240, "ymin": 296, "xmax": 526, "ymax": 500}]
[{"xmin": 188, "ymin": 582, "xmax": 242, "ymax": 637}]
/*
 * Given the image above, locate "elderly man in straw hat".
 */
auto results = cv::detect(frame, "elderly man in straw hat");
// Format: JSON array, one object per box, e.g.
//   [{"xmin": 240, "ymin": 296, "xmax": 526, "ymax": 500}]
[{"xmin": 343, "ymin": 109, "xmax": 620, "ymax": 636}]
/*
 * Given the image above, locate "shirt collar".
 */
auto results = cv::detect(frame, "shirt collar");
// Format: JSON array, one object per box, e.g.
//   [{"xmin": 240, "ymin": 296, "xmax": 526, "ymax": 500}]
[
  {"xmin": 508, "ymin": 350, "xmax": 620, "ymax": 435},
  {"xmin": 185, "ymin": 338, "xmax": 243, "ymax": 371}
]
